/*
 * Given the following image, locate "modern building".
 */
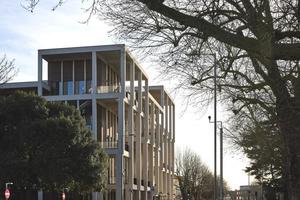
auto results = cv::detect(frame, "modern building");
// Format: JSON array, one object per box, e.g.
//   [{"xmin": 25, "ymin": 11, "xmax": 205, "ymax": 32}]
[
  {"xmin": 0, "ymin": 44, "xmax": 175, "ymax": 200},
  {"xmin": 228, "ymin": 185, "xmax": 264, "ymax": 200}
]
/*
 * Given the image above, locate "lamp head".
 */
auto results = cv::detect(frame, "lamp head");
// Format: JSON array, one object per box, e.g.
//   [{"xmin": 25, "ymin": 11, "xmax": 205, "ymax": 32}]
[{"xmin": 208, "ymin": 116, "xmax": 211, "ymax": 121}]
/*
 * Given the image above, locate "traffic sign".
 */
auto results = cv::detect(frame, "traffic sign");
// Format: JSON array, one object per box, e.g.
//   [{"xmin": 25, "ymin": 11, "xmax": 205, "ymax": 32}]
[
  {"xmin": 4, "ymin": 189, "xmax": 10, "ymax": 199},
  {"xmin": 62, "ymin": 192, "xmax": 66, "ymax": 200}
]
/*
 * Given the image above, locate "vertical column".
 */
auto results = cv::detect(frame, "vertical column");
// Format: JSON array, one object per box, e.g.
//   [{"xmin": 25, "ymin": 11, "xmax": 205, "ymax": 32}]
[
  {"xmin": 92, "ymin": 51, "xmax": 98, "ymax": 200},
  {"xmin": 172, "ymin": 103, "xmax": 176, "ymax": 183},
  {"xmin": 92, "ymin": 51, "xmax": 98, "ymax": 140},
  {"xmin": 72, "ymin": 60, "xmax": 75, "ymax": 95},
  {"xmin": 126, "ymin": 61, "xmax": 135, "ymax": 200},
  {"xmin": 160, "ymin": 110, "xmax": 164, "ymax": 194},
  {"xmin": 37, "ymin": 52, "xmax": 43, "ymax": 96},
  {"xmin": 92, "ymin": 51, "xmax": 97, "ymax": 94},
  {"xmin": 164, "ymin": 97, "xmax": 168, "ymax": 195},
  {"xmin": 170, "ymin": 139, "xmax": 174, "ymax": 199},
  {"xmin": 142, "ymin": 79, "xmax": 149, "ymax": 200},
  {"xmin": 168, "ymin": 98, "xmax": 172, "ymax": 198},
  {"xmin": 37, "ymin": 190, "xmax": 43, "ymax": 200},
  {"xmin": 170, "ymin": 102, "xmax": 175, "ymax": 199},
  {"xmin": 149, "ymin": 102, "xmax": 155, "ymax": 200},
  {"xmin": 173, "ymin": 104, "xmax": 175, "ymax": 141},
  {"xmin": 135, "ymin": 69, "xmax": 142, "ymax": 199},
  {"xmin": 159, "ymin": 88, "xmax": 164, "ymax": 194},
  {"xmin": 84, "ymin": 59, "xmax": 87, "ymax": 93},
  {"xmin": 151, "ymin": 103, "xmax": 155, "ymax": 145},
  {"xmin": 155, "ymin": 108, "xmax": 160, "ymax": 194},
  {"xmin": 60, "ymin": 61, "xmax": 63, "ymax": 95},
  {"xmin": 116, "ymin": 48, "xmax": 126, "ymax": 200}
]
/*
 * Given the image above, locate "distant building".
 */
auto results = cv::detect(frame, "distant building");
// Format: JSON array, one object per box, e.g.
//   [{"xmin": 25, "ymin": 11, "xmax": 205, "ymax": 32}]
[
  {"xmin": 228, "ymin": 185, "xmax": 263, "ymax": 200},
  {"xmin": 0, "ymin": 44, "xmax": 175, "ymax": 200}
]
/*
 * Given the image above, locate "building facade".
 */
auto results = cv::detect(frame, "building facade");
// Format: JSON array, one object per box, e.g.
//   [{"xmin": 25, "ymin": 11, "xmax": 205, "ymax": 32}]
[{"xmin": 1, "ymin": 45, "xmax": 175, "ymax": 200}]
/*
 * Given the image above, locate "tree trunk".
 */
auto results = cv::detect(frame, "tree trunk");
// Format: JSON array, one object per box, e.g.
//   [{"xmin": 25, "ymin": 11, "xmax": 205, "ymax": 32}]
[{"xmin": 278, "ymin": 103, "xmax": 300, "ymax": 200}]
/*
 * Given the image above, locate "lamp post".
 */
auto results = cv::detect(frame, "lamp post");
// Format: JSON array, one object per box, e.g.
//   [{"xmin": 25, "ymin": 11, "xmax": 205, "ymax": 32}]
[
  {"xmin": 5, "ymin": 183, "xmax": 13, "ymax": 190},
  {"xmin": 202, "ymin": 53, "xmax": 217, "ymax": 200},
  {"xmin": 220, "ymin": 125, "xmax": 223, "ymax": 200},
  {"xmin": 209, "ymin": 116, "xmax": 224, "ymax": 200}
]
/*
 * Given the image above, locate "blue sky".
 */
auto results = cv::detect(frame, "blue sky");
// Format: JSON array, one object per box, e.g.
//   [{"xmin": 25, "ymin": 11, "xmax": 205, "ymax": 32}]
[{"xmin": 1, "ymin": 0, "xmax": 250, "ymax": 190}]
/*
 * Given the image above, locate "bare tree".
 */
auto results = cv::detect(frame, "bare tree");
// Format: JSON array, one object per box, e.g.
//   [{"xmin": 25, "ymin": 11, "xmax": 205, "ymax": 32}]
[
  {"xmin": 0, "ymin": 55, "xmax": 17, "ymax": 84},
  {"xmin": 23, "ymin": 0, "xmax": 300, "ymax": 199},
  {"xmin": 176, "ymin": 149, "xmax": 214, "ymax": 200}
]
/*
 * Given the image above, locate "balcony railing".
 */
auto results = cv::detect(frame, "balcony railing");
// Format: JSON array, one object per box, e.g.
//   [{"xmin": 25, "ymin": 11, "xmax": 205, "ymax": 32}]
[
  {"xmin": 97, "ymin": 85, "xmax": 120, "ymax": 93},
  {"xmin": 108, "ymin": 176, "xmax": 116, "ymax": 184},
  {"xmin": 100, "ymin": 141, "xmax": 118, "ymax": 149}
]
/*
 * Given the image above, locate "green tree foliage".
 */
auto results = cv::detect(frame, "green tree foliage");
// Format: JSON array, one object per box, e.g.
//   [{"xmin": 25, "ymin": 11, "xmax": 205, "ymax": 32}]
[
  {"xmin": 237, "ymin": 121, "xmax": 284, "ymax": 191},
  {"xmin": 0, "ymin": 92, "xmax": 107, "ymax": 193}
]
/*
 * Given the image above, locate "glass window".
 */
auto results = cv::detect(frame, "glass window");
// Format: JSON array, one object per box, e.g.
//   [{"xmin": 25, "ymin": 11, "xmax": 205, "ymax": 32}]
[
  {"xmin": 79, "ymin": 81, "xmax": 85, "ymax": 94},
  {"xmin": 50, "ymin": 81, "xmax": 59, "ymax": 95},
  {"xmin": 67, "ymin": 81, "xmax": 73, "ymax": 95}
]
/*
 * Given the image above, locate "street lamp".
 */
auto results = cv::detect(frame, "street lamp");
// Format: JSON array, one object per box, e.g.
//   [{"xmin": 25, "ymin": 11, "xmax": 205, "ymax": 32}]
[
  {"xmin": 5, "ymin": 183, "xmax": 13, "ymax": 189},
  {"xmin": 208, "ymin": 116, "xmax": 224, "ymax": 200},
  {"xmin": 201, "ymin": 53, "xmax": 217, "ymax": 200}
]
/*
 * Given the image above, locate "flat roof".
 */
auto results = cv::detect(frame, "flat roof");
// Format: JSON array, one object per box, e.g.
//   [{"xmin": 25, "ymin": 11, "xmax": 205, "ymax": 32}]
[{"xmin": 0, "ymin": 81, "xmax": 49, "ymax": 90}]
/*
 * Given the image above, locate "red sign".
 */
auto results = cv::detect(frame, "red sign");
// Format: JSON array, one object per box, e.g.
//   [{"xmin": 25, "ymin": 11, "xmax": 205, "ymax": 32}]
[
  {"xmin": 4, "ymin": 189, "xmax": 10, "ymax": 199},
  {"xmin": 62, "ymin": 192, "xmax": 66, "ymax": 200}
]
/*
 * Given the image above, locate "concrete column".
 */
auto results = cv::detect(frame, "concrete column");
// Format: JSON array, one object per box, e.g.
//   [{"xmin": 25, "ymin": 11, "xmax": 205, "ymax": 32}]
[
  {"xmin": 92, "ymin": 51, "xmax": 98, "ymax": 141},
  {"xmin": 126, "ymin": 61, "xmax": 135, "ymax": 200},
  {"xmin": 135, "ymin": 69, "xmax": 142, "ymax": 199},
  {"xmin": 172, "ymin": 104, "xmax": 175, "ymax": 140},
  {"xmin": 142, "ymin": 79, "xmax": 149, "ymax": 200},
  {"xmin": 164, "ymin": 97, "xmax": 168, "ymax": 194},
  {"xmin": 84, "ymin": 59, "xmax": 87, "ymax": 93},
  {"xmin": 91, "ymin": 51, "xmax": 98, "ymax": 200},
  {"xmin": 149, "ymin": 103, "xmax": 155, "ymax": 185},
  {"xmin": 135, "ymin": 112, "xmax": 142, "ymax": 200},
  {"xmin": 167, "ymin": 100, "xmax": 171, "ymax": 197},
  {"xmin": 37, "ymin": 190, "xmax": 43, "ymax": 200},
  {"xmin": 155, "ymin": 108, "xmax": 160, "ymax": 194},
  {"xmin": 160, "ymin": 90, "xmax": 165, "ymax": 194},
  {"xmin": 60, "ymin": 61, "xmax": 63, "ymax": 95},
  {"xmin": 149, "ymin": 104, "xmax": 155, "ymax": 200},
  {"xmin": 37, "ymin": 52, "xmax": 43, "ymax": 96},
  {"xmin": 92, "ymin": 51, "xmax": 97, "ymax": 94},
  {"xmin": 150, "ymin": 103, "xmax": 155, "ymax": 145},
  {"xmin": 116, "ymin": 47, "xmax": 126, "ymax": 200}
]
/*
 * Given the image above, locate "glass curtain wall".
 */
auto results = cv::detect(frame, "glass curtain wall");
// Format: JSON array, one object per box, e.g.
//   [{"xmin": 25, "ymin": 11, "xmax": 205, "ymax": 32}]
[{"xmin": 47, "ymin": 59, "xmax": 92, "ymax": 95}]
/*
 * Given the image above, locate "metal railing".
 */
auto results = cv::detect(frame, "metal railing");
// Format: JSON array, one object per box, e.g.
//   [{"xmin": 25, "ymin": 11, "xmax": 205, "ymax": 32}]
[
  {"xmin": 108, "ymin": 176, "xmax": 116, "ymax": 184},
  {"xmin": 100, "ymin": 141, "xmax": 118, "ymax": 149},
  {"xmin": 97, "ymin": 85, "xmax": 120, "ymax": 93}
]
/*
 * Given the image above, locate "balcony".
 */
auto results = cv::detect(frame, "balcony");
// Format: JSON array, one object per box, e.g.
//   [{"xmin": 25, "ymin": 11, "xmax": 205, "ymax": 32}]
[
  {"xmin": 108, "ymin": 176, "xmax": 116, "ymax": 184},
  {"xmin": 97, "ymin": 85, "xmax": 120, "ymax": 93},
  {"xmin": 100, "ymin": 141, "xmax": 118, "ymax": 149}
]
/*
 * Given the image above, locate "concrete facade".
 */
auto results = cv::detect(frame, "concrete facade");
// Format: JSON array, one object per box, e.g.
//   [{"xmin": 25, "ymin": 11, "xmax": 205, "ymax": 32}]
[{"xmin": 1, "ymin": 45, "xmax": 175, "ymax": 200}]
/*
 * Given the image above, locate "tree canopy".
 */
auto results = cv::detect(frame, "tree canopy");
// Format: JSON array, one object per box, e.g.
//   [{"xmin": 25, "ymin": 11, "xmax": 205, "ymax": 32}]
[
  {"xmin": 235, "ymin": 120, "xmax": 284, "ymax": 195},
  {"xmin": 0, "ymin": 92, "xmax": 107, "ymax": 193}
]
